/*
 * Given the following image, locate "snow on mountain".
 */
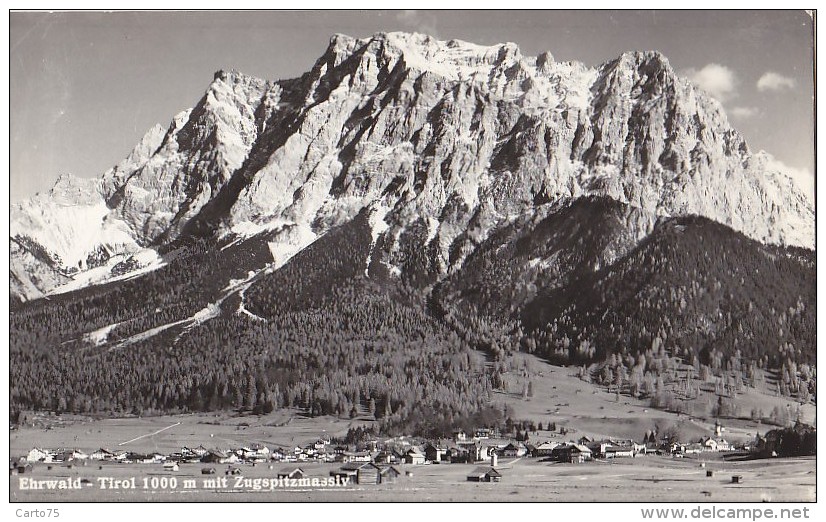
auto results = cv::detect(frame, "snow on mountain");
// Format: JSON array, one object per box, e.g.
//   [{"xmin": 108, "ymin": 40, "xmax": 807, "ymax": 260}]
[{"xmin": 10, "ymin": 32, "xmax": 814, "ymax": 302}]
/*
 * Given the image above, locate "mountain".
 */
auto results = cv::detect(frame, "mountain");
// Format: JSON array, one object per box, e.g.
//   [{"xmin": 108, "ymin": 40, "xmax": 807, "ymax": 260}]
[
  {"xmin": 10, "ymin": 32, "xmax": 814, "ymax": 303},
  {"xmin": 9, "ymin": 33, "xmax": 815, "ymax": 428}
]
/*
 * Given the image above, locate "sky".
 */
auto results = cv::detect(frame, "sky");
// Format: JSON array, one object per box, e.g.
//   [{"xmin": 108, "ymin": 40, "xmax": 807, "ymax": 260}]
[{"xmin": 9, "ymin": 10, "xmax": 815, "ymax": 202}]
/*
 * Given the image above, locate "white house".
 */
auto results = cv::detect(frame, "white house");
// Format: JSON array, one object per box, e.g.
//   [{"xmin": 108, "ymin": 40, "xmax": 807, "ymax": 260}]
[
  {"xmin": 404, "ymin": 449, "xmax": 426, "ymax": 465},
  {"xmin": 26, "ymin": 448, "xmax": 50, "ymax": 462}
]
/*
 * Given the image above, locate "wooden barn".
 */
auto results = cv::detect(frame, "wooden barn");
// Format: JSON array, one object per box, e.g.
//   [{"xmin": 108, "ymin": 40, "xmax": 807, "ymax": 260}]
[
  {"xmin": 466, "ymin": 467, "xmax": 502, "ymax": 482},
  {"xmin": 332, "ymin": 462, "xmax": 384, "ymax": 485},
  {"xmin": 379, "ymin": 466, "xmax": 401, "ymax": 484},
  {"xmin": 277, "ymin": 467, "xmax": 306, "ymax": 480}
]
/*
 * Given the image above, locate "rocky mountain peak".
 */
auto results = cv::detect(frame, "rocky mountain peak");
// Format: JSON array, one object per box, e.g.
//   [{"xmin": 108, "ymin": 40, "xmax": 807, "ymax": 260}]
[{"xmin": 9, "ymin": 32, "xmax": 814, "ymax": 303}]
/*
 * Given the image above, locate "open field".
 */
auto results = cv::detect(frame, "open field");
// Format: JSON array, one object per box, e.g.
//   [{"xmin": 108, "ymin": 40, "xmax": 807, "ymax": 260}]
[
  {"xmin": 10, "ymin": 455, "xmax": 815, "ymax": 502},
  {"xmin": 496, "ymin": 353, "xmax": 815, "ymax": 444},
  {"xmin": 11, "ymin": 411, "xmax": 374, "ymax": 458}
]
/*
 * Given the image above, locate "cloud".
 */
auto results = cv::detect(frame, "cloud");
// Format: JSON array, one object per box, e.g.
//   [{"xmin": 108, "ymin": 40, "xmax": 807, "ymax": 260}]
[
  {"xmin": 729, "ymin": 106, "xmax": 760, "ymax": 119},
  {"xmin": 757, "ymin": 72, "xmax": 796, "ymax": 92},
  {"xmin": 396, "ymin": 10, "xmax": 439, "ymax": 37},
  {"xmin": 766, "ymin": 157, "xmax": 814, "ymax": 203},
  {"xmin": 684, "ymin": 63, "xmax": 737, "ymax": 102}
]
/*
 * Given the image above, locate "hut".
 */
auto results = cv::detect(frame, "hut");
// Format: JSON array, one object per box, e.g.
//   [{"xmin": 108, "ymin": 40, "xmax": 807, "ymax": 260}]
[
  {"xmin": 379, "ymin": 466, "xmax": 401, "ymax": 484},
  {"xmin": 277, "ymin": 467, "xmax": 306, "ymax": 480},
  {"xmin": 332, "ymin": 462, "xmax": 383, "ymax": 485},
  {"xmin": 466, "ymin": 466, "xmax": 502, "ymax": 483}
]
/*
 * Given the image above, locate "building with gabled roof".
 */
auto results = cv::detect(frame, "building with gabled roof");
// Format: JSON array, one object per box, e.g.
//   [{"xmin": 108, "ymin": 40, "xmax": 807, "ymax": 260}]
[
  {"xmin": 277, "ymin": 467, "xmax": 306, "ymax": 479},
  {"xmin": 467, "ymin": 466, "xmax": 502, "ymax": 482}
]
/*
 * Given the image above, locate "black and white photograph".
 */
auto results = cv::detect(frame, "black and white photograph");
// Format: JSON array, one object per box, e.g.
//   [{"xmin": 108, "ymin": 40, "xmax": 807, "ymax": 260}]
[{"xmin": 7, "ymin": 8, "xmax": 817, "ymax": 509}]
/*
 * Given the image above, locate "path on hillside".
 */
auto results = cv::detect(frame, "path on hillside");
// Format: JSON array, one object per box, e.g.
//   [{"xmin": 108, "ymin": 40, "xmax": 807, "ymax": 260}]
[{"xmin": 118, "ymin": 422, "xmax": 181, "ymax": 446}]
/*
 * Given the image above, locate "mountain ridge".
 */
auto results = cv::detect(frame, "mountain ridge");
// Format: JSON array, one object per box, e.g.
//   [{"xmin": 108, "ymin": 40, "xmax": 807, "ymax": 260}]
[{"xmin": 10, "ymin": 32, "xmax": 814, "ymax": 303}]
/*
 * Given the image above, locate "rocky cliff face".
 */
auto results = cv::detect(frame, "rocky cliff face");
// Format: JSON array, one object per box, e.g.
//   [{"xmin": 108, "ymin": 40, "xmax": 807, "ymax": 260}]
[{"xmin": 10, "ymin": 32, "xmax": 814, "ymax": 302}]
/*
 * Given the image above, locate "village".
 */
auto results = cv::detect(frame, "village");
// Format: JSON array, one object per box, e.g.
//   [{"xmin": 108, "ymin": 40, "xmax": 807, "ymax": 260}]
[{"xmin": 13, "ymin": 421, "xmax": 755, "ymax": 486}]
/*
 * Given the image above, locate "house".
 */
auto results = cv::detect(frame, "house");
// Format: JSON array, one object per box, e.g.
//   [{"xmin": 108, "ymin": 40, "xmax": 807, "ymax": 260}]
[
  {"xmin": 128, "ymin": 453, "xmax": 155, "ymax": 464},
  {"xmin": 603, "ymin": 446, "xmax": 635, "ymax": 459},
  {"xmin": 250, "ymin": 443, "xmax": 271, "ymax": 457},
  {"xmin": 110, "ymin": 450, "xmax": 128, "ymax": 462},
  {"xmin": 238, "ymin": 444, "xmax": 270, "ymax": 461},
  {"xmin": 162, "ymin": 462, "xmax": 179, "ymax": 471},
  {"xmin": 404, "ymin": 448, "xmax": 426, "ymax": 465},
  {"xmin": 26, "ymin": 448, "xmax": 50, "ymax": 462},
  {"xmin": 552, "ymin": 444, "xmax": 592, "ymax": 463},
  {"xmin": 181, "ymin": 447, "xmax": 197, "ymax": 459},
  {"xmin": 338, "ymin": 451, "xmax": 371, "ymax": 463},
  {"xmin": 480, "ymin": 445, "xmax": 498, "ymax": 461},
  {"xmin": 445, "ymin": 445, "xmax": 470, "ymax": 463},
  {"xmin": 151, "ymin": 452, "xmax": 167, "ymax": 463},
  {"xmin": 277, "ymin": 467, "xmax": 306, "ymax": 480},
  {"xmin": 270, "ymin": 449, "xmax": 286, "ymax": 462},
  {"xmin": 391, "ymin": 449, "xmax": 406, "ymax": 463},
  {"xmin": 192, "ymin": 445, "xmax": 209, "ymax": 456},
  {"xmin": 351, "ymin": 451, "xmax": 373, "ymax": 462},
  {"xmin": 685, "ymin": 443, "xmax": 704, "ymax": 455},
  {"xmin": 423, "ymin": 443, "xmax": 448, "ymax": 463},
  {"xmin": 89, "ymin": 448, "xmax": 115, "ymax": 461},
  {"xmin": 54, "ymin": 449, "xmax": 88, "ymax": 462},
  {"xmin": 466, "ymin": 466, "xmax": 502, "ymax": 482},
  {"xmin": 452, "ymin": 429, "xmax": 467, "ymax": 442},
  {"xmin": 533, "ymin": 441, "xmax": 559, "ymax": 457},
  {"xmin": 201, "ymin": 450, "xmax": 229, "ymax": 464},
  {"xmin": 373, "ymin": 450, "xmax": 396, "ymax": 465},
  {"xmin": 699, "ymin": 437, "xmax": 731, "ymax": 452},
  {"xmin": 500, "ymin": 443, "xmax": 517, "ymax": 458},
  {"xmin": 501, "ymin": 442, "xmax": 527, "ymax": 458},
  {"xmin": 458, "ymin": 441, "xmax": 482, "ymax": 462}
]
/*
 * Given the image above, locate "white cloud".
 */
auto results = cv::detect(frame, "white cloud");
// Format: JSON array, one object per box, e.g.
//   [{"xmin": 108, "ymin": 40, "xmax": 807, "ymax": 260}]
[
  {"xmin": 396, "ymin": 10, "xmax": 438, "ymax": 37},
  {"xmin": 730, "ymin": 106, "xmax": 760, "ymax": 119},
  {"xmin": 757, "ymin": 72, "xmax": 796, "ymax": 92},
  {"xmin": 766, "ymin": 158, "xmax": 814, "ymax": 203},
  {"xmin": 684, "ymin": 63, "xmax": 737, "ymax": 102}
]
